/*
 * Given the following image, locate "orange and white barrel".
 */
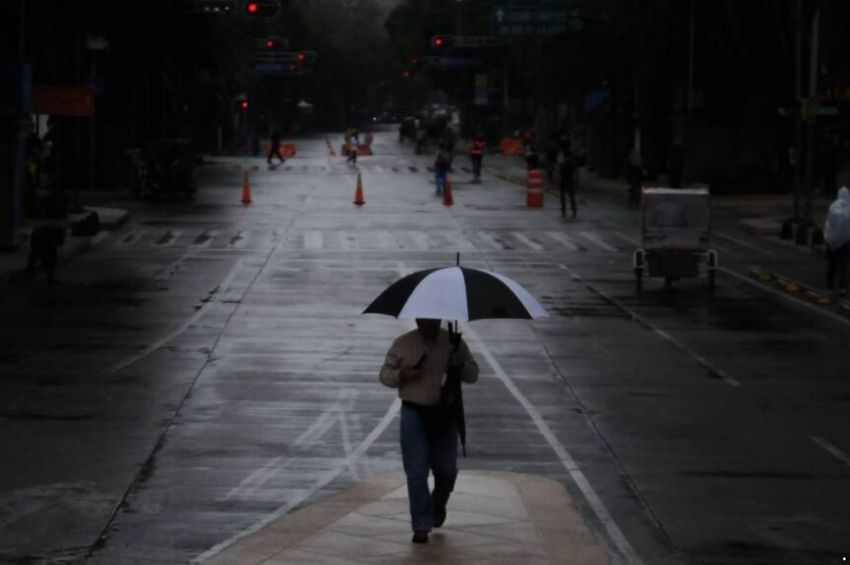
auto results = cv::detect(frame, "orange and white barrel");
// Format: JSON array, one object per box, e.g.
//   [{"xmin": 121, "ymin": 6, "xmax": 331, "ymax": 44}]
[{"xmin": 527, "ymin": 169, "xmax": 544, "ymax": 207}]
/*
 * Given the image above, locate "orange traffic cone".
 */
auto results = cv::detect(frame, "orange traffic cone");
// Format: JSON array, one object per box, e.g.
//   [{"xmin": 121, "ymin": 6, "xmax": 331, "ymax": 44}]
[
  {"xmin": 353, "ymin": 173, "xmax": 365, "ymax": 205},
  {"xmin": 442, "ymin": 178, "xmax": 454, "ymax": 206},
  {"xmin": 241, "ymin": 171, "xmax": 252, "ymax": 204}
]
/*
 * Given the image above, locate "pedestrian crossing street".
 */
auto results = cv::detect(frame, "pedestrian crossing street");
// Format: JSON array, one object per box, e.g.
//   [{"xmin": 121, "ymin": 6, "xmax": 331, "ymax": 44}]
[{"xmin": 113, "ymin": 227, "xmax": 630, "ymax": 253}]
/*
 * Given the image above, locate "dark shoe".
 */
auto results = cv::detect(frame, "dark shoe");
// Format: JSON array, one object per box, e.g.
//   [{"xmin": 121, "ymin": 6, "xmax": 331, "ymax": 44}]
[
  {"xmin": 412, "ymin": 530, "xmax": 429, "ymax": 544},
  {"xmin": 433, "ymin": 507, "xmax": 446, "ymax": 528}
]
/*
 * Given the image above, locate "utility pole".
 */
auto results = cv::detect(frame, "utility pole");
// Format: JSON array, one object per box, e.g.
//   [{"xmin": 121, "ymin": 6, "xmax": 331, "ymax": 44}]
[{"xmin": 802, "ymin": 5, "xmax": 820, "ymax": 231}]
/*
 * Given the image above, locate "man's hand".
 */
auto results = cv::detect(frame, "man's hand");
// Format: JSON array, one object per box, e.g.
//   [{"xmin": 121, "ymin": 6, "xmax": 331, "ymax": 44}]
[{"xmin": 400, "ymin": 366, "xmax": 424, "ymax": 383}]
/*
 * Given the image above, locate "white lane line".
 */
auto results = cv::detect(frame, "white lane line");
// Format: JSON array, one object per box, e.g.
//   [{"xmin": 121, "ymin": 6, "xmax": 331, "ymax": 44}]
[
  {"xmin": 613, "ymin": 231, "xmax": 638, "ymax": 247},
  {"xmin": 191, "ymin": 398, "xmax": 401, "ymax": 564},
  {"xmin": 116, "ymin": 229, "xmax": 143, "ymax": 246},
  {"xmin": 304, "ymin": 230, "xmax": 323, "ymax": 250},
  {"xmin": 719, "ymin": 267, "xmax": 850, "ymax": 328},
  {"xmin": 547, "ymin": 231, "xmax": 579, "ymax": 251},
  {"xmin": 224, "ymin": 391, "xmax": 352, "ymax": 501},
  {"xmin": 406, "ymin": 231, "xmax": 431, "ymax": 250},
  {"xmin": 107, "ymin": 259, "xmax": 243, "ymax": 374},
  {"xmin": 811, "ymin": 436, "xmax": 850, "ymax": 468},
  {"xmin": 153, "ymin": 230, "xmax": 180, "ymax": 247},
  {"xmin": 339, "ymin": 410, "xmax": 361, "ymax": 481},
  {"xmin": 580, "ymin": 231, "xmax": 618, "ymax": 252},
  {"xmin": 227, "ymin": 230, "xmax": 249, "ymax": 249},
  {"xmin": 476, "ymin": 231, "xmax": 503, "ymax": 251},
  {"xmin": 558, "ymin": 264, "xmax": 742, "ymax": 387},
  {"xmin": 464, "ymin": 325, "xmax": 644, "ymax": 565},
  {"xmin": 512, "ymin": 232, "xmax": 544, "ymax": 251},
  {"xmin": 191, "ymin": 230, "xmax": 220, "ymax": 248},
  {"xmin": 716, "ymin": 232, "xmax": 773, "ymax": 255}
]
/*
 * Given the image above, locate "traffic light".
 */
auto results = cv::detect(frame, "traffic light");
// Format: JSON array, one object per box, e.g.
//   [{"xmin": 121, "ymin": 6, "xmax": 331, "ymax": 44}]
[
  {"xmin": 262, "ymin": 36, "xmax": 288, "ymax": 50},
  {"xmin": 431, "ymin": 35, "xmax": 451, "ymax": 49},
  {"xmin": 244, "ymin": 0, "xmax": 279, "ymax": 17},
  {"xmin": 295, "ymin": 51, "xmax": 317, "ymax": 64},
  {"xmin": 402, "ymin": 70, "xmax": 413, "ymax": 79},
  {"xmin": 240, "ymin": 99, "xmax": 249, "ymax": 109}
]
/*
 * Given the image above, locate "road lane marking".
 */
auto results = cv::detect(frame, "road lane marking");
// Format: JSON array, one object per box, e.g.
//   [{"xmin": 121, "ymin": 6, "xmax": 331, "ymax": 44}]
[
  {"xmin": 810, "ymin": 436, "xmax": 850, "ymax": 468},
  {"xmin": 154, "ymin": 230, "xmax": 179, "ymax": 247},
  {"xmin": 192, "ymin": 398, "xmax": 401, "ymax": 563},
  {"xmin": 107, "ymin": 259, "xmax": 243, "ymax": 374},
  {"xmin": 191, "ymin": 230, "xmax": 220, "ymax": 248},
  {"xmin": 547, "ymin": 231, "xmax": 579, "ymax": 250},
  {"xmin": 512, "ymin": 232, "xmax": 544, "ymax": 251},
  {"xmin": 580, "ymin": 231, "xmax": 618, "ymax": 252},
  {"xmin": 304, "ymin": 230, "xmax": 323, "ymax": 250},
  {"xmin": 224, "ymin": 390, "xmax": 354, "ymax": 501},
  {"xmin": 476, "ymin": 231, "xmax": 503, "ymax": 251},
  {"xmin": 227, "ymin": 230, "xmax": 249, "ymax": 249},
  {"xmin": 613, "ymin": 231, "xmax": 638, "ymax": 247},
  {"xmin": 464, "ymin": 325, "xmax": 644, "ymax": 565},
  {"xmin": 558, "ymin": 264, "xmax": 742, "ymax": 387},
  {"xmin": 116, "ymin": 229, "xmax": 143, "ymax": 246},
  {"xmin": 716, "ymin": 232, "xmax": 773, "ymax": 255}
]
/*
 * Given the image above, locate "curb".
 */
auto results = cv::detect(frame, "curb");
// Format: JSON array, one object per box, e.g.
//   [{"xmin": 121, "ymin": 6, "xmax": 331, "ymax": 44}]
[{"xmin": 749, "ymin": 266, "xmax": 849, "ymax": 309}]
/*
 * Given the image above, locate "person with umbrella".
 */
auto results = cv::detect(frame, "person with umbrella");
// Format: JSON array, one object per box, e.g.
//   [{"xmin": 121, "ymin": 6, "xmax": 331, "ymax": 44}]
[
  {"xmin": 365, "ymin": 257, "xmax": 548, "ymax": 544},
  {"xmin": 379, "ymin": 318, "xmax": 479, "ymax": 544}
]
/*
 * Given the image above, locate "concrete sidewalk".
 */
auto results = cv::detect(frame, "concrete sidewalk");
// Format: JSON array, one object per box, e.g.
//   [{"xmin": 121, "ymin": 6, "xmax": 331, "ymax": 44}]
[
  {"xmin": 199, "ymin": 471, "xmax": 609, "ymax": 565},
  {"xmin": 0, "ymin": 206, "xmax": 129, "ymax": 285}
]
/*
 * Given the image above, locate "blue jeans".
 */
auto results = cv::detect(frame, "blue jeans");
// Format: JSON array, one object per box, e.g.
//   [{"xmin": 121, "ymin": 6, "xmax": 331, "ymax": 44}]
[
  {"xmin": 435, "ymin": 168, "xmax": 447, "ymax": 195},
  {"xmin": 400, "ymin": 402, "xmax": 458, "ymax": 532}
]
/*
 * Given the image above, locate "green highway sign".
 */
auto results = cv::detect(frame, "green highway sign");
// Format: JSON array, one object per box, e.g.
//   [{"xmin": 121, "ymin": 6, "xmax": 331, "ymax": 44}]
[{"xmin": 492, "ymin": 1, "xmax": 579, "ymax": 38}]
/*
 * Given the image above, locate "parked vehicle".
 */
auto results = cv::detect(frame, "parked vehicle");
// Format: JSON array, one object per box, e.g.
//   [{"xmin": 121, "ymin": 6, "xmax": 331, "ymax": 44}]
[{"xmin": 633, "ymin": 188, "xmax": 718, "ymax": 290}]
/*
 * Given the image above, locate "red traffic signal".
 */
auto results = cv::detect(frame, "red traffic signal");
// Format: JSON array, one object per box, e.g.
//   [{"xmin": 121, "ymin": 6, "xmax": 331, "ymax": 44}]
[
  {"xmin": 402, "ymin": 70, "xmax": 412, "ymax": 79},
  {"xmin": 294, "ymin": 51, "xmax": 317, "ymax": 64},
  {"xmin": 431, "ymin": 35, "xmax": 446, "ymax": 48},
  {"xmin": 244, "ymin": 0, "xmax": 279, "ymax": 17},
  {"xmin": 240, "ymin": 100, "xmax": 249, "ymax": 109},
  {"xmin": 263, "ymin": 36, "xmax": 287, "ymax": 49}
]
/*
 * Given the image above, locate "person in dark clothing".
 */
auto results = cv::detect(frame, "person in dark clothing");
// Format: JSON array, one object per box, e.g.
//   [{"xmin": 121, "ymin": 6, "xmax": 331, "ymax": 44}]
[
  {"xmin": 559, "ymin": 143, "xmax": 579, "ymax": 218},
  {"xmin": 469, "ymin": 132, "xmax": 485, "ymax": 182},
  {"xmin": 267, "ymin": 130, "xmax": 285, "ymax": 166},
  {"xmin": 625, "ymin": 149, "xmax": 643, "ymax": 209},
  {"xmin": 27, "ymin": 225, "xmax": 65, "ymax": 283}
]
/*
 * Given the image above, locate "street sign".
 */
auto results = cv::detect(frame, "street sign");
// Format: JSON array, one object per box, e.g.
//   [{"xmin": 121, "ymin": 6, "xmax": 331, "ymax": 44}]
[{"xmin": 492, "ymin": 0, "xmax": 578, "ymax": 38}]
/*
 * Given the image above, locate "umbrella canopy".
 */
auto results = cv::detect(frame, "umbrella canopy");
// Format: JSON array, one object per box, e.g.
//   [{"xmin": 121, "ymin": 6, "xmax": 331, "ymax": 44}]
[{"xmin": 363, "ymin": 266, "xmax": 548, "ymax": 321}]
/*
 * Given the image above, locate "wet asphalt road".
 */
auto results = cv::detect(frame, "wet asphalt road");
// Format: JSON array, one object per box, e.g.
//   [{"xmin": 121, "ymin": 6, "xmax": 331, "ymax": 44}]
[{"xmin": 0, "ymin": 129, "xmax": 848, "ymax": 565}]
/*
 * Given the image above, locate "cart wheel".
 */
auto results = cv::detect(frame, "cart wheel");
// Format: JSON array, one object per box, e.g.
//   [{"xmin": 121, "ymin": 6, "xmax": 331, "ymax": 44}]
[{"xmin": 635, "ymin": 268, "xmax": 642, "ymax": 292}]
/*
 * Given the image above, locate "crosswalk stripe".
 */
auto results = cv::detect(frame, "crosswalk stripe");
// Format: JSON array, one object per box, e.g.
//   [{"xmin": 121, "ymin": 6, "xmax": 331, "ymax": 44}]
[
  {"xmin": 512, "ymin": 232, "xmax": 544, "ymax": 251},
  {"xmin": 228, "ymin": 230, "xmax": 249, "ymax": 249},
  {"xmin": 476, "ymin": 231, "xmax": 509, "ymax": 251},
  {"xmin": 579, "ymin": 231, "xmax": 618, "ymax": 252},
  {"xmin": 304, "ymin": 231, "xmax": 323, "ymax": 250},
  {"xmin": 191, "ymin": 230, "xmax": 219, "ymax": 248},
  {"xmin": 546, "ymin": 231, "xmax": 579, "ymax": 251},
  {"xmin": 154, "ymin": 230, "xmax": 180, "ymax": 247},
  {"xmin": 117, "ymin": 230, "xmax": 143, "ymax": 246}
]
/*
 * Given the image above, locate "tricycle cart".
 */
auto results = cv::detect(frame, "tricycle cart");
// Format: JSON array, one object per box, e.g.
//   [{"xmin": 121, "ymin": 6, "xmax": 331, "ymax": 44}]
[{"xmin": 633, "ymin": 187, "xmax": 717, "ymax": 291}]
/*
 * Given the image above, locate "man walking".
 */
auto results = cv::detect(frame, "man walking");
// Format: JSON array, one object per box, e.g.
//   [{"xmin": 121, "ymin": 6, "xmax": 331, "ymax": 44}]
[
  {"xmin": 559, "ymin": 141, "xmax": 579, "ymax": 218},
  {"xmin": 469, "ymin": 131, "xmax": 485, "ymax": 182},
  {"xmin": 434, "ymin": 142, "xmax": 451, "ymax": 196},
  {"xmin": 267, "ymin": 129, "xmax": 285, "ymax": 167},
  {"xmin": 380, "ymin": 318, "xmax": 479, "ymax": 543}
]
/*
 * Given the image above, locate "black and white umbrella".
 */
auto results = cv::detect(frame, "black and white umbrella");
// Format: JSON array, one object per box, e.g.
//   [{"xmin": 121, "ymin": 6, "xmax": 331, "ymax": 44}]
[{"xmin": 363, "ymin": 266, "xmax": 548, "ymax": 321}]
